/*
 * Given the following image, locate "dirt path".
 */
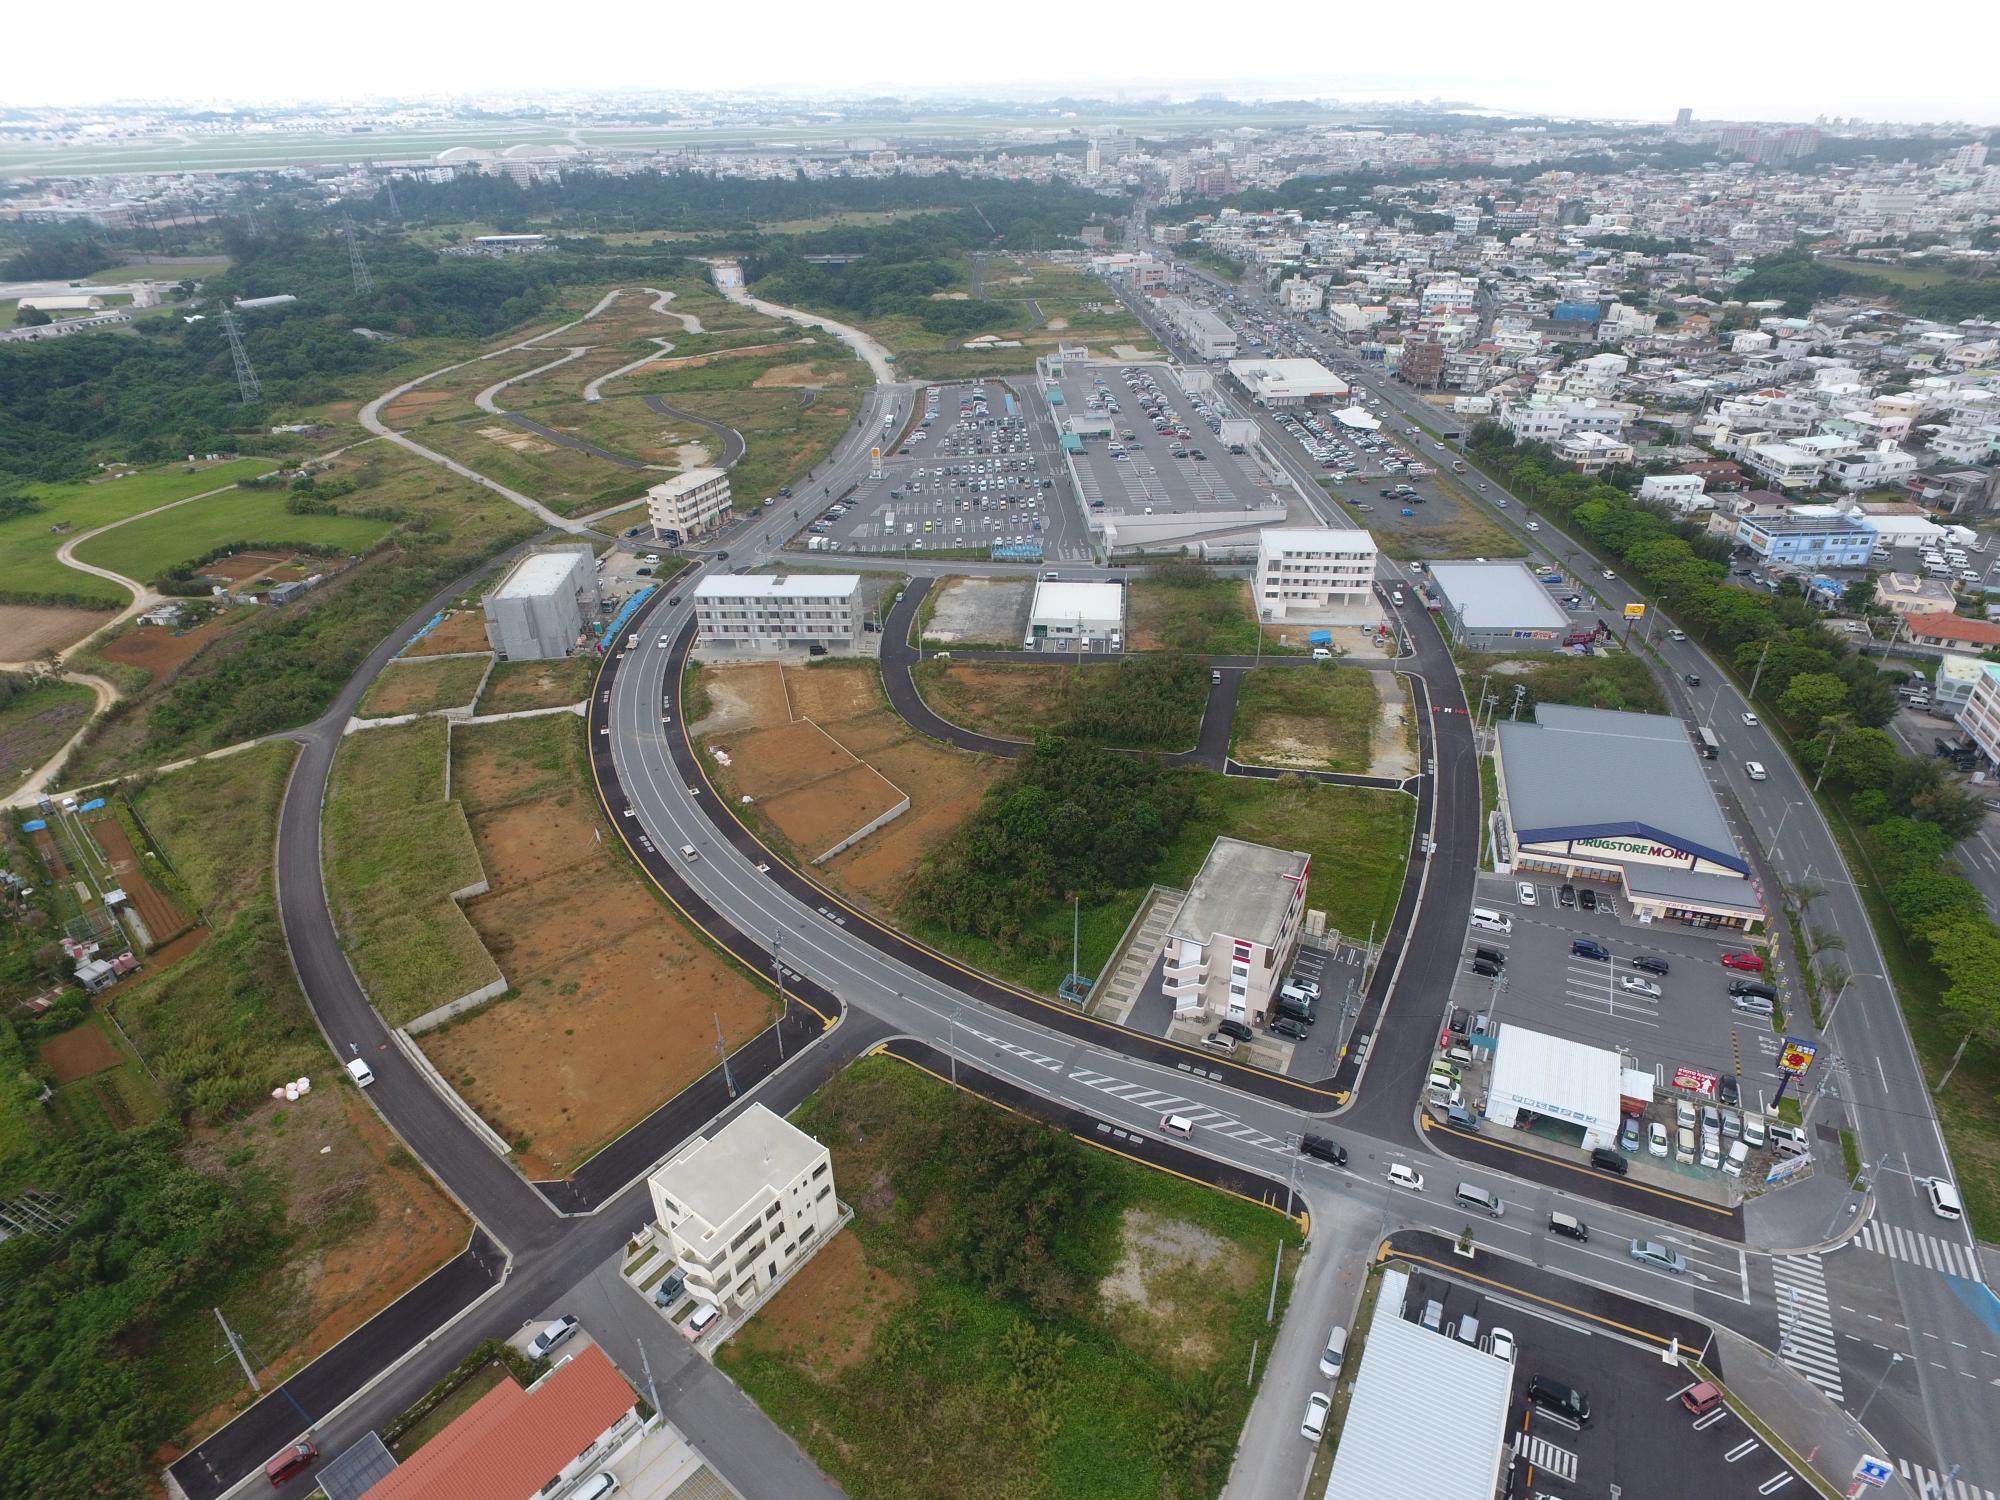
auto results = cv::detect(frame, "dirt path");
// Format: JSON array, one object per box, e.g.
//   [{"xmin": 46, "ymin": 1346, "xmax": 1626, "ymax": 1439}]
[
  {"xmin": 1, "ymin": 671, "xmax": 117, "ymax": 808},
  {"xmin": 710, "ymin": 261, "xmax": 897, "ymax": 385}
]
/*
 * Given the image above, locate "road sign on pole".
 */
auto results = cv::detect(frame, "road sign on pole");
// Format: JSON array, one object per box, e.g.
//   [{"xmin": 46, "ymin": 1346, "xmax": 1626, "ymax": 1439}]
[
  {"xmin": 1623, "ymin": 602, "xmax": 1647, "ymax": 619},
  {"xmin": 1853, "ymin": 1456, "xmax": 1893, "ymax": 1488}
]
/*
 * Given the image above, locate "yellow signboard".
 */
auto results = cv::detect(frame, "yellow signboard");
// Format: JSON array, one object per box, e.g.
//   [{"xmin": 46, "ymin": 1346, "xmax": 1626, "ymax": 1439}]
[{"xmin": 1623, "ymin": 602, "xmax": 1647, "ymax": 620}]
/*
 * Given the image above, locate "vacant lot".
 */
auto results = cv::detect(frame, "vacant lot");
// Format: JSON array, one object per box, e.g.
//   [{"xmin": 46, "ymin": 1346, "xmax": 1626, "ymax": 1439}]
[
  {"xmin": 358, "ymin": 655, "xmax": 491, "ymax": 718},
  {"xmin": 418, "ymin": 712, "xmax": 774, "ymax": 1178},
  {"xmin": 694, "ymin": 660, "xmax": 1006, "ymax": 908},
  {"xmin": 1128, "ymin": 571, "xmax": 1297, "ymax": 654},
  {"xmin": 919, "ymin": 575, "xmax": 1030, "ymax": 648},
  {"xmin": 722, "ymin": 1055, "xmax": 1300, "ymax": 1500},
  {"xmin": 418, "ymin": 418, "xmax": 654, "ymax": 518},
  {"xmin": 0, "ymin": 457, "xmax": 274, "ymax": 606},
  {"xmin": 0, "ymin": 602, "xmax": 108, "ymax": 657},
  {"xmin": 1458, "ymin": 647, "xmax": 1666, "ymax": 716},
  {"xmin": 404, "ymin": 608, "xmax": 494, "ymax": 657},
  {"xmin": 912, "ymin": 660, "xmax": 1066, "ymax": 739},
  {"xmin": 1342, "ymin": 484, "xmax": 1525, "ymax": 562},
  {"xmin": 476, "ymin": 656, "xmax": 597, "ymax": 713},
  {"xmin": 0, "ymin": 677, "xmax": 95, "ymax": 797},
  {"xmin": 1232, "ymin": 665, "xmax": 1380, "ymax": 773},
  {"xmin": 322, "ymin": 718, "xmax": 499, "ymax": 1026},
  {"xmin": 73, "ymin": 490, "xmax": 393, "ymax": 584}
]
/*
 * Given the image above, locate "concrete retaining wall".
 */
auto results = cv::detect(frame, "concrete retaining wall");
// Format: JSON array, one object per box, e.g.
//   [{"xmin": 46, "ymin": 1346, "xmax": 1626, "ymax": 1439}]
[
  {"xmin": 405, "ymin": 975, "xmax": 509, "ymax": 1036},
  {"xmin": 389, "ymin": 1025, "xmax": 512, "ymax": 1156},
  {"xmin": 813, "ymin": 794, "xmax": 909, "ymax": 864}
]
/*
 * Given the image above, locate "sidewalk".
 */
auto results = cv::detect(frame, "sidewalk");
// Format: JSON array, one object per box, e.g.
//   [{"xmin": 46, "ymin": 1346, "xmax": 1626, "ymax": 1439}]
[{"xmin": 1707, "ymin": 1324, "xmax": 1916, "ymax": 1499}]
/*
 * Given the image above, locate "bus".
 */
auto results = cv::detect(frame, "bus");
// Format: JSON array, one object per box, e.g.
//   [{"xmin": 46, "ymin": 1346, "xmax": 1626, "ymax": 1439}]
[{"xmin": 1695, "ymin": 727, "xmax": 1720, "ymax": 760}]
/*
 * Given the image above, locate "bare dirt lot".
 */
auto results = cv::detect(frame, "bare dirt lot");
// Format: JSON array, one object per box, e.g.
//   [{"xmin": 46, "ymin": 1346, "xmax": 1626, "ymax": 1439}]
[
  {"xmin": 695, "ymin": 662, "xmax": 1005, "ymax": 907},
  {"xmin": 380, "ymin": 389, "xmax": 457, "ymax": 424},
  {"xmin": 100, "ymin": 613, "xmax": 237, "ymax": 682},
  {"xmin": 476, "ymin": 657, "xmax": 595, "ymax": 714},
  {"xmin": 419, "ymin": 717, "xmax": 774, "ymax": 1179},
  {"xmin": 727, "ymin": 1228, "xmax": 909, "ymax": 1379},
  {"xmin": 0, "ymin": 603, "xmax": 110, "ymax": 658},
  {"xmin": 403, "ymin": 609, "xmax": 492, "ymax": 658},
  {"xmin": 196, "ymin": 549, "xmax": 292, "ymax": 584},
  {"xmin": 922, "ymin": 576, "xmax": 1030, "ymax": 646},
  {"xmin": 89, "ymin": 815, "xmax": 191, "ymax": 944},
  {"xmin": 38, "ymin": 1018, "xmax": 122, "ymax": 1083},
  {"xmin": 359, "ymin": 655, "xmax": 490, "ymax": 718},
  {"xmin": 717, "ymin": 720, "xmax": 904, "ymax": 859}
]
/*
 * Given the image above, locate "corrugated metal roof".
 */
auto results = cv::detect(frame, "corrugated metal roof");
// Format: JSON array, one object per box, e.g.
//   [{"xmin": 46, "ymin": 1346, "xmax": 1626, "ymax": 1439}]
[
  {"xmin": 1429, "ymin": 561, "xmax": 1570, "ymax": 630},
  {"xmin": 360, "ymin": 1343, "xmax": 636, "ymax": 1500},
  {"xmin": 1324, "ymin": 1269, "xmax": 1512, "ymax": 1500}
]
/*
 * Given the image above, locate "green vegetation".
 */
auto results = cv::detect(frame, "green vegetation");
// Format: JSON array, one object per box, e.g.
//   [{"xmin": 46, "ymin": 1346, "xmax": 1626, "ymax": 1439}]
[
  {"xmin": 906, "ymin": 735, "xmax": 1411, "ymax": 993},
  {"xmin": 1232, "ymin": 665, "xmax": 1380, "ymax": 772},
  {"xmin": 723, "ymin": 1055, "xmax": 1301, "ymax": 1500},
  {"xmin": 383, "ymin": 1340, "xmax": 548, "ymax": 1458},
  {"xmin": 72, "ymin": 488, "xmax": 394, "ymax": 584},
  {"xmin": 1130, "ymin": 559, "xmax": 1298, "ymax": 654},
  {"xmin": 913, "ymin": 656, "xmax": 1208, "ymax": 749},
  {"xmin": 476, "ymin": 654, "xmax": 596, "ymax": 713},
  {"xmin": 0, "ymin": 458, "xmax": 274, "ymax": 606},
  {"xmin": 322, "ymin": 718, "xmax": 499, "ymax": 1025},
  {"xmin": 1454, "ymin": 648, "xmax": 1666, "ymax": 717},
  {"xmin": 358, "ymin": 655, "xmax": 492, "ymax": 718},
  {"xmin": 0, "ymin": 676, "xmax": 96, "ymax": 796},
  {"xmin": 1734, "ymin": 250, "xmax": 1998, "ymax": 322}
]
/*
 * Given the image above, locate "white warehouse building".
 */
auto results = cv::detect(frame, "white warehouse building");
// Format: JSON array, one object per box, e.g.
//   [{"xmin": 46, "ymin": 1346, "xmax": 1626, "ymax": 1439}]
[
  {"xmin": 1226, "ymin": 357, "xmax": 1348, "ymax": 407},
  {"xmin": 694, "ymin": 573, "xmax": 863, "ymax": 652},
  {"xmin": 1482, "ymin": 1024, "xmax": 1624, "ymax": 1150},
  {"xmin": 1027, "ymin": 579, "xmax": 1125, "ymax": 651},
  {"xmin": 1256, "ymin": 527, "xmax": 1379, "ymax": 621},
  {"xmin": 482, "ymin": 545, "xmax": 601, "ymax": 660}
]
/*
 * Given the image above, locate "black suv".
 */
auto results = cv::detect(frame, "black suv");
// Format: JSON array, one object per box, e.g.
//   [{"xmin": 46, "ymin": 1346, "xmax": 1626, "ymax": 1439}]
[
  {"xmin": 1571, "ymin": 939, "xmax": 1611, "ymax": 962},
  {"xmin": 1590, "ymin": 1147, "xmax": 1629, "ymax": 1176},
  {"xmin": 1719, "ymin": 1072, "xmax": 1741, "ymax": 1107},
  {"xmin": 1216, "ymin": 1018, "xmax": 1253, "ymax": 1043},
  {"xmin": 1300, "ymin": 1134, "xmax": 1348, "ymax": 1166},
  {"xmin": 1632, "ymin": 956, "xmax": 1670, "ymax": 976},
  {"xmin": 1528, "ymin": 1375, "xmax": 1591, "ymax": 1425}
]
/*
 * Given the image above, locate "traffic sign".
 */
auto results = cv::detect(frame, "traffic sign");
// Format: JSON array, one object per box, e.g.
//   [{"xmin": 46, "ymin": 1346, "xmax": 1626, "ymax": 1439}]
[
  {"xmin": 1779, "ymin": 1038, "xmax": 1818, "ymax": 1076},
  {"xmin": 1623, "ymin": 602, "xmax": 1647, "ymax": 619},
  {"xmin": 1853, "ymin": 1456, "xmax": 1893, "ymax": 1487}
]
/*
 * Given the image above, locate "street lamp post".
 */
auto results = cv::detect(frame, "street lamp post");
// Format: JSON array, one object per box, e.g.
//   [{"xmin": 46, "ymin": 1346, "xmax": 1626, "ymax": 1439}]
[
  {"xmin": 1772, "ymin": 799, "xmax": 1803, "ymax": 850},
  {"xmin": 1854, "ymin": 1351, "xmax": 1903, "ymax": 1426}
]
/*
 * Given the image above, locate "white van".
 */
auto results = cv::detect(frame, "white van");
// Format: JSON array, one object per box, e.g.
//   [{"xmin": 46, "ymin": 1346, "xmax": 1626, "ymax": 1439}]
[
  {"xmin": 571, "ymin": 1475, "xmax": 620, "ymax": 1500},
  {"xmin": 1470, "ymin": 907, "xmax": 1513, "ymax": 935},
  {"xmin": 345, "ymin": 1056, "xmax": 376, "ymax": 1088},
  {"xmin": 1926, "ymin": 1177, "xmax": 1964, "ymax": 1221}
]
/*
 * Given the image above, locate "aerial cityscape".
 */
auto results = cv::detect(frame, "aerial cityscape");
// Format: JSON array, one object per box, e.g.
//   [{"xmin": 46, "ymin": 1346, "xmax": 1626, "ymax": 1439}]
[{"xmin": 1, "ymin": 32, "xmax": 1998, "ymax": 1500}]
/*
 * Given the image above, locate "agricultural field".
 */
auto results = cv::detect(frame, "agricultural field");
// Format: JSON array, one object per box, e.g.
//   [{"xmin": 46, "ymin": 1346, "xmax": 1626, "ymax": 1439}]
[
  {"xmin": 322, "ymin": 718, "xmax": 500, "ymax": 1027},
  {"xmin": 693, "ymin": 660, "xmax": 1008, "ymax": 909},
  {"xmin": 358, "ymin": 654, "xmax": 492, "ymax": 718},
  {"xmin": 418, "ymin": 712, "xmax": 775, "ymax": 1178},
  {"xmin": 722, "ymin": 1055, "xmax": 1301, "ymax": 1500},
  {"xmin": 72, "ymin": 488, "xmax": 394, "ymax": 584},
  {"xmin": 0, "ymin": 677, "xmax": 96, "ymax": 798},
  {"xmin": 0, "ymin": 602, "xmax": 108, "ymax": 658},
  {"xmin": 0, "ymin": 456, "xmax": 275, "ymax": 607},
  {"xmin": 37, "ymin": 1012, "xmax": 166, "ymax": 1136},
  {"xmin": 1231, "ymin": 664, "xmax": 1382, "ymax": 773},
  {"xmin": 475, "ymin": 656, "xmax": 596, "ymax": 713}
]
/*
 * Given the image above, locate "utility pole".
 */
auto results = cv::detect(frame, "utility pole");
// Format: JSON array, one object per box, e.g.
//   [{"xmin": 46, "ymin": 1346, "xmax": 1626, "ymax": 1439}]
[
  {"xmin": 714, "ymin": 1011, "xmax": 735, "ymax": 1098},
  {"xmin": 772, "ymin": 931, "xmax": 786, "ymax": 1062},
  {"xmin": 1510, "ymin": 683, "xmax": 1527, "ymax": 721},
  {"xmin": 638, "ymin": 1338, "xmax": 663, "ymax": 1424},
  {"xmin": 214, "ymin": 1308, "xmax": 261, "ymax": 1393},
  {"xmin": 1811, "ymin": 723, "xmax": 1845, "ymax": 795},
  {"xmin": 1746, "ymin": 638, "xmax": 1775, "ymax": 703}
]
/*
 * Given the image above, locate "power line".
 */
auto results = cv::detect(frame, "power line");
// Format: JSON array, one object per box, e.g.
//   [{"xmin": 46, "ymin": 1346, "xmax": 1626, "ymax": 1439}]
[
  {"xmin": 343, "ymin": 216, "xmax": 373, "ymax": 298},
  {"xmin": 220, "ymin": 303, "xmax": 260, "ymax": 404}
]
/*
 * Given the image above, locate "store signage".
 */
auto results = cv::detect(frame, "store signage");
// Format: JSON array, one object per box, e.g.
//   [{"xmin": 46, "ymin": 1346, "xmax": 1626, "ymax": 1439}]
[
  {"xmin": 1779, "ymin": 1039, "xmax": 1818, "ymax": 1076},
  {"xmin": 1671, "ymin": 1066, "xmax": 1718, "ymax": 1098}
]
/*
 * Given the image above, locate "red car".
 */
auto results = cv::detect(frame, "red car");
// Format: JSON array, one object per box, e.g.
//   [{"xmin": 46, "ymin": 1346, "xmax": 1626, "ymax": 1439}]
[
  {"xmin": 1720, "ymin": 952, "xmax": 1765, "ymax": 973},
  {"xmin": 265, "ymin": 1440, "xmax": 317, "ymax": 1486}
]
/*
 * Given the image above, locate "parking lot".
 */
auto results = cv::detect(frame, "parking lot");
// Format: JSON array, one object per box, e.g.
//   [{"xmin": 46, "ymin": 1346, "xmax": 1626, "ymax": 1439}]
[
  {"xmin": 799, "ymin": 379, "xmax": 1094, "ymax": 562},
  {"xmin": 1392, "ymin": 1265, "xmax": 1804, "ymax": 1500},
  {"xmin": 1050, "ymin": 361, "xmax": 1292, "ymax": 525},
  {"xmin": 1120, "ymin": 937, "xmax": 1368, "ymax": 1080}
]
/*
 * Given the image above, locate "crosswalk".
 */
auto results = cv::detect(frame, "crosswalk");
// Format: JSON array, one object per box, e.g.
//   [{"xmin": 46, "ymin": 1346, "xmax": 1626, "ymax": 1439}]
[
  {"xmin": 1066, "ymin": 1069, "xmax": 1285, "ymax": 1151},
  {"xmin": 1514, "ymin": 1433, "xmax": 1578, "ymax": 1483},
  {"xmin": 1899, "ymin": 1460, "xmax": 2000, "ymax": 1500},
  {"xmin": 1854, "ymin": 1220, "xmax": 1985, "ymax": 1279},
  {"xmin": 1770, "ymin": 1254, "xmax": 1845, "ymax": 1401}
]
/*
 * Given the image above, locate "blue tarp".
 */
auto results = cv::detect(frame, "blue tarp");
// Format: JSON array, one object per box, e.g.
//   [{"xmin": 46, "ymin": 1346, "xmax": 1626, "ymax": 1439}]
[
  {"xmin": 400, "ymin": 609, "xmax": 447, "ymax": 654},
  {"xmin": 1004, "ymin": 393, "xmax": 1018, "ymax": 419},
  {"xmin": 992, "ymin": 542, "xmax": 1043, "ymax": 561},
  {"xmin": 596, "ymin": 584, "xmax": 658, "ymax": 652},
  {"xmin": 20, "ymin": 819, "xmax": 46, "ymax": 832},
  {"xmin": 1308, "ymin": 630, "xmax": 1333, "ymax": 644},
  {"xmin": 77, "ymin": 797, "xmax": 106, "ymax": 813}
]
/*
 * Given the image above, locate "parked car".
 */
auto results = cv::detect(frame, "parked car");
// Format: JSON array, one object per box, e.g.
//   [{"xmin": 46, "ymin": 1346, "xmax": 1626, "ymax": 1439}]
[
  {"xmin": 1270, "ymin": 1016, "xmax": 1309, "ymax": 1041},
  {"xmin": 529, "ymin": 1314, "xmax": 580, "ymax": 1358},
  {"xmin": 1632, "ymin": 956, "xmax": 1670, "ymax": 976},
  {"xmin": 1648, "ymin": 1121, "xmax": 1670, "ymax": 1157},
  {"xmin": 1619, "ymin": 1115, "xmax": 1641, "ymax": 1152},
  {"xmin": 1578, "ymin": 888, "xmax": 1597, "ymax": 912},
  {"xmin": 1721, "ymin": 951, "xmax": 1766, "ymax": 972},
  {"xmin": 1619, "ymin": 976, "xmax": 1661, "ymax": 998},
  {"xmin": 1301, "ymin": 1391, "xmax": 1331, "ymax": 1441},
  {"xmin": 1558, "ymin": 883, "xmax": 1577, "ymax": 908},
  {"xmin": 1517, "ymin": 881, "xmax": 1538, "ymax": 906}
]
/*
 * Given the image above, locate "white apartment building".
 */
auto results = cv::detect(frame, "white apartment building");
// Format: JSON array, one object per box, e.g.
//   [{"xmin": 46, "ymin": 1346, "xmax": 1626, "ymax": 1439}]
[
  {"xmin": 1742, "ymin": 442, "xmax": 1826, "ymax": 490},
  {"xmin": 1502, "ymin": 395, "xmax": 1633, "ymax": 444},
  {"xmin": 1956, "ymin": 662, "xmax": 2000, "ymax": 770},
  {"xmin": 646, "ymin": 466, "xmax": 733, "ymax": 543},
  {"xmin": 694, "ymin": 573, "xmax": 863, "ymax": 651},
  {"xmin": 1161, "ymin": 837, "xmax": 1311, "ymax": 1025},
  {"xmin": 1826, "ymin": 441, "xmax": 1920, "ymax": 492},
  {"xmin": 1557, "ymin": 431, "xmax": 1634, "ymax": 473},
  {"xmin": 647, "ymin": 1102, "xmax": 839, "ymax": 1311},
  {"xmin": 1256, "ymin": 528, "xmax": 1379, "ymax": 619},
  {"xmin": 1639, "ymin": 474, "xmax": 1707, "ymax": 508},
  {"xmin": 1278, "ymin": 277, "xmax": 1324, "ymax": 312},
  {"xmin": 1328, "ymin": 302, "xmax": 1390, "ymax": 336}
]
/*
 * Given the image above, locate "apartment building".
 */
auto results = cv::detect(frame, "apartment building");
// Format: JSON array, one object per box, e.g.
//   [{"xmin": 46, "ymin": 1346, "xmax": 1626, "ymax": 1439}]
[
  {"xmin": 1734, "ymin": 511, "xmax": 1877, "ymax": 567},
  {"xmin": 645, "ymin": 466, "xmax": 733, "ymax": 543},
  {"xmin": 647, "ymin": 1102, "xmax": 840, "ymax": 1312},
  {"xmin": 1256, "ymin": 528, "xmax": 1380, "ymax": 619},
  {"xmin": 694, "ymin": 572, "xmax": 863, "ymax": 650},
  {"xmin": 1639, "ymin": 474, "xmax": 1708, "ymax": 509},
  {"xmin": 1161, "ymin": 837, "xmax": 1311, "ymax": 1025},
  {"xmin": 1556, "ymin": 431, "xmax": 1634, "ymax": 473},
  {"xmin": 482, "ymin": 545, "xmax": 601, "ymax": 661},
  {"xmin": 1826, "ymin": 441, "xmax": 1920, "ymax": 492},
  {"xmin": 1956, "ymin": 662, "xmax": 2000, "ymax": 769},
  {"xmin": 1741, "ymin": 442, "xmax": 1827, "ymax": 490}
]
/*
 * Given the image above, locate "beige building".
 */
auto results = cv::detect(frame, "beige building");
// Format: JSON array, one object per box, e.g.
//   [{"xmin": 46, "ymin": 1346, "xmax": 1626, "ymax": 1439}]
[
  {"xmin": 694, "ymin": 572, "xmax": 863, "ymax": 651},
  {"xmin": 1162, "ymin": 837, "xmax": 1311, "ymax": 1025},
  {"xmin": 1256, "ymin": 527, "xmax": 1379, "ymax": 620},
  {"xmin": 647, "ymin": 1102, "xmax": 839, "ymax": 1311},
  {"xmin": 646, "ymin": 466, "xmax": 732, "ymax": 543}
]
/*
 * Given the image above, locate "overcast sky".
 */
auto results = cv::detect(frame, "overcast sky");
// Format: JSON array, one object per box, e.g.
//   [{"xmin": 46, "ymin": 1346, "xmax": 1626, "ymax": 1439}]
[{"xmin": 17, "ymin": 0, "xmax": 1996, "ymax": 126}]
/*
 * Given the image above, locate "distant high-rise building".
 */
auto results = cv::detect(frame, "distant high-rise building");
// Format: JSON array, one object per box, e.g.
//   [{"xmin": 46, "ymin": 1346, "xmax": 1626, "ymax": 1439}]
[
  {"xmin": 1674, "ymin": 107, "xmax": 1693, "ymax": 128},
  {"xmin": 1085, "ymin": 143, "xmax": 1102, "ymax": 176},
  {"xmin": 1945, "ymin": 141, "xmax": 1988, "ymax": 176}
]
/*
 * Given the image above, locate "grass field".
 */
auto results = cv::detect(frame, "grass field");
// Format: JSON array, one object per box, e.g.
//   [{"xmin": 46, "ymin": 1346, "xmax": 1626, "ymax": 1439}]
[
  {"xmin": 475, "ymin": 656, "xmax": 595, "ymax": 713},
  {"xmin": 1455, "ymin": 647, "xmax": 1666, "ymax": 716},
  {"xmin": 359, "ymin": 655, "xmax": 491, "ymax": 718},
  {"xmin": 1232, "ymin": 665, "xmax": 1380, "ymax": 772},
  {"xmin": 0, "ymin": 457, "xmax": 275, "ymax": 605},
  {"xmin": 919, "ymin": 770, "xmax": 1414, "ymax": 995},
  {"xmin": 72, "ymin": 489, "xmax": 394, "ymax": 583},
  {"xmin": 416, "ymin": 418, "xmax": 654, "ymax": 518},
  {"xmin": 0, "ymin": 678, "xmax": 96, "ymax": 798},
  {"xmin": 1824, "ymin": 259, "xmax": 1988, "ymax": 290},
  {"xmin": 721, "ymin": 1055, "xmax": 1301, "ymax": 1500},
  {"xmin": 80, "ymin": 259, "xmax": 230, "ymax": 285},
  {"xmin": 1127, "ymin": 572, "xmax": 1300, "ymax": 654},
  {"xmin": 323, "ymin": 718, "xmax": 500, "ymax": 1025}
]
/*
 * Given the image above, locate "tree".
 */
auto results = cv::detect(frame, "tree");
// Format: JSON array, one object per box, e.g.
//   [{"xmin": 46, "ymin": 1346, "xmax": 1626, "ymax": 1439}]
[
  {"xmin": 14, "ymin": 305, "xmax": 51, "ymax": 327},
  {"xmin": 1929, "ymin": 917, "xmax": 2000, "ymax": 1045},
  {"xmin": 1778, "ymin": 671, "xmax": 1848, "ymax": 729},
  {"xmin": 1820, "ymin": 726, "xmax": 1902, "ymax": 791},
  {"xmin": 1842, "ymin": 573, "xmax": 1879, "ymax": 614}
]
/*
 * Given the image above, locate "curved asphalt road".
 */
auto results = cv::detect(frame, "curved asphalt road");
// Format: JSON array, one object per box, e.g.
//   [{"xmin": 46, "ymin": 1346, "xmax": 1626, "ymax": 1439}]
[{"xmin": 643, "ymin": 392, "xmax": 748, "ymax": 470}]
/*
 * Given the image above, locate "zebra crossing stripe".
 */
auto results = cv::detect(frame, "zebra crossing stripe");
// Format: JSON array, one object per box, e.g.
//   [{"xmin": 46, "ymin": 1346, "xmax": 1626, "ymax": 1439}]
[
  {"xmin": 1771, "ymin": 1255, "xmax": 1845, "ymax": 1401},
  {"xmin": 1855, "ymin": 1222, "xmax": 1982, "ymax": 1280},
  {"xmin": 1898, "ymin": 1460, "xmax": 2000, "ymax": 1500},
  {"xmin": 1514, "ymin": 1434, "xmax": 1578, "ymax": 1483}
]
